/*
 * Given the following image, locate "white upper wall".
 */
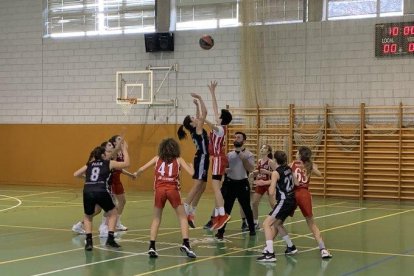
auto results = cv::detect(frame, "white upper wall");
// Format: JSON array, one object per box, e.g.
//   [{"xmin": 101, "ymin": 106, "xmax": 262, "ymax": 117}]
[{"xmin": 0, "ymin": 0, "xmax": 414, "ymax": 124}]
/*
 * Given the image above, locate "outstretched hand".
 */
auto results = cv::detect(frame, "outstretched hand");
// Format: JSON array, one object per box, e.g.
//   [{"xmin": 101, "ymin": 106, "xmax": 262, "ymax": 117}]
[{"xmin": 208, "ymin": 80, "xmax": 217, "ymax": 91}]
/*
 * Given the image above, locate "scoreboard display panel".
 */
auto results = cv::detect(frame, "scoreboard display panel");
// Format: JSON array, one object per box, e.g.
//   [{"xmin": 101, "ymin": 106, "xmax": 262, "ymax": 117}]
[{"xmin": 375, "ymin": 22, "xmax": 414, "ymax": 57}]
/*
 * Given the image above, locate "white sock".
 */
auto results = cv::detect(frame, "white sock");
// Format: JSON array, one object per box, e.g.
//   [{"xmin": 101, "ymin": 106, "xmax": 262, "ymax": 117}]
[
  {"xmin": 184, "ymin": 203, "xmax": 190, "ymax": 214},
  {"xmin": 318, "ymin": 241, "xmax": 326, "ymax": 250},
  {"xmin": 282, "ymin": 235, "xmax": 293, "ymax": 247},
  {"xmin": 265, "ymin": 240, "xmax": 274, "ymax": 253},
  {"xmin": 254, "ymin": 219, "xmax": 258, "ymax": 224},
  {"xmin": 190, "ymin": 206, "xmax": 196, "ymax": 215},
  {"xmin": 218, "ymin": 207, "xmax": 225, "ymax": 216},
  {"xmin": 214, "ymin": 208, "xmax": 219, "ymax": 217}
]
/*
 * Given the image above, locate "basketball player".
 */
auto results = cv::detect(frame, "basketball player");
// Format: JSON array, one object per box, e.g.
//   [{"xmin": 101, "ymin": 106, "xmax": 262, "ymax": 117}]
[
  {"xmin": 133, "ymin": 138, "xmax": 196, "ymax": 259},
  {"xmin": 72, "ymin": 140, "xmax": 119, "ymax": 235},
  {"xmin": 73, "ymin": 140, "xmax": 130, "ymax": 251},
  {"xmin": 257, "ymin": 151, "xmax": 297, "ymax": 262},
  {"xmin": 251, "ymin": 144, "xmax": 276, "ymax": 229},
  {"xmin": 204, "ymin": 80, "xmax": 232, "ymax": 230},
  {"xmin": 177, "ymin": 93, "xmax": 209, "ymax": 228},
  {"xmin": 291, "ymin": 146, "xmax": 332, "ymax": 259}
]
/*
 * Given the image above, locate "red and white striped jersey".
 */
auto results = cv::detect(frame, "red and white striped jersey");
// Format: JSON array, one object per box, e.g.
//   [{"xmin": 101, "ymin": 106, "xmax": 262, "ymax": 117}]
[{"xmin": 208, "ymin": 125, "xmax": 227, "ymax": 156}]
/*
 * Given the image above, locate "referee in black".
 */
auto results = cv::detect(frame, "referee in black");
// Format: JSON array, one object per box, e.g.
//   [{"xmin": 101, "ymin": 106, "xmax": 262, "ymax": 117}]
[{"xmin": 215, "ymin": 131, "xmax": 256, "ymax": 240}]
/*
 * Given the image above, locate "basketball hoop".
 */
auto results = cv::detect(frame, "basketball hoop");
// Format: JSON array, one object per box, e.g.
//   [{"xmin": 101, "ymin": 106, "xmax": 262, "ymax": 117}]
[{"xmin": 117, "ymin": 98, "xmax": 138, "ymax": 117}]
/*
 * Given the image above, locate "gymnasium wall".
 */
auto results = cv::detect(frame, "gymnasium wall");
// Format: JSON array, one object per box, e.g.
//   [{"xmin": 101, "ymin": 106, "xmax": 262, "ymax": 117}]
[
  {"xmin": 0, "ymin": 124, "xmax": 201, "ymax": 192},
  {"xmin": 1, "ymin": 0, "xmax": 414, "ymax": 188}
]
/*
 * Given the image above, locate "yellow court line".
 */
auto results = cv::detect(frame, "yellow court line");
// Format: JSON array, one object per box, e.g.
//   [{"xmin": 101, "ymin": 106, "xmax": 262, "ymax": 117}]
[
  {"xmin": 0, "ymin": 224, "xmax": 74, "ymax": 232},
  {"xmin": 0, "ymin": 248, "xmax": 83, "ymax": 265}
]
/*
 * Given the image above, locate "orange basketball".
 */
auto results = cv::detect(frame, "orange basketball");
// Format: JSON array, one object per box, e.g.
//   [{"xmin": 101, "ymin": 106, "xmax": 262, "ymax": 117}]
[{"xmin": 199, "ymin": 35, "xmax": 214, "ymax": 50}]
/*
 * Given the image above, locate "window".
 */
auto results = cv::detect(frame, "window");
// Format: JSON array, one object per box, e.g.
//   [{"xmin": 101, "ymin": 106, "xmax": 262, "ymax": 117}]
[
  {"xmin": 175, "ymin": 0, "xmax": 239, "ymax": 30},
  {"xmin": 44, "ymin": 0, "xmax": 155, "ymax": 37},
  {"xmin": 175, "ymin": 0, "xmax": 303, "ymax": 30},
  {"xmin": 251, "ymin": 0, "xmax": 304, "ymax": 25},
  {"xmin": 327, "ymin": 0, "xmax": 403, "ymax": 20}
]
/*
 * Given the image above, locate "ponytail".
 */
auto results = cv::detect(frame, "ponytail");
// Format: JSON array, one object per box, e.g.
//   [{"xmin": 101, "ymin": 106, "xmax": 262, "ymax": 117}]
[{"xmin": 177, "ymin": 125, "xmax": 187, "ymax": 140}]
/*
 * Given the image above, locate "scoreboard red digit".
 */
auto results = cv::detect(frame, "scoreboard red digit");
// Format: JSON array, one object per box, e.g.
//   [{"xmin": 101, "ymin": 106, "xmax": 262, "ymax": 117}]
[{"xmin": 375, "ymin": 22, "xmax": 414, "ymax": 57}]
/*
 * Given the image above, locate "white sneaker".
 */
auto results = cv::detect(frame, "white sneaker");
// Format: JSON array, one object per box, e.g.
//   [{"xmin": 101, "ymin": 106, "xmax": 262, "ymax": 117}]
[
  {"xmin": 72, "ymin": 221, "xmax": 85, "ymax": 235},
  {"xmin": 99, "ymin": 224, "xmax": 109, "ymax": 238},
  {"xmin": 116, "ymin": 223, "xmax": 128, "ymax": 231},
  {"xmin": 321, "ymin": 248, "xmax": 332, "ymax": 259}
]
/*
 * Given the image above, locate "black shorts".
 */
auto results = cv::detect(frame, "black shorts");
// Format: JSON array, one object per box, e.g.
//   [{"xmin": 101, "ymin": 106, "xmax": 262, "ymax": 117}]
[
  {"xmin": 193, "ymin": 153, "xmax": 209, "ymax": 182},
  {"xmin": 268, "ymin": 198, "xmax": 296, "ymax": 222},
  {"xmin": 83, "ymin": 191, "xmax": 116, "ymax": 215}
]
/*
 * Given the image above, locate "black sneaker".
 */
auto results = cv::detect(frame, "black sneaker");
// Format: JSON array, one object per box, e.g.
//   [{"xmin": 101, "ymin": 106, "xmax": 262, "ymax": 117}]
[
  {"xmin": 215, "ymin": 232, "xmax": 224, "ymax": 241},
  {"xmin": 188, "ymin": 220, "xmax": 196, "ymax": 229},
  {"xmin": 285, "ymin": 245, "xmax": 298, "ymax": 255},
  {"xmin": 105, "ymin": 239, "xmax": 121, "ymax": 248},
  {"xmin": 85, "ymin": 241, "xmax": 93, "ymax": 251},
  {"xmin": 180, "ymin": 244, "xmax": 197, "ymax": 258},
  {"xmin": 148, "ymin": 248, "xmax": 158, "ymax": 258},
  {"xmin": 249, "ymin": 230, "xmax": 256, "ymax": 236},
  {"xmin": 203, "ymin": 220, "xmax": 213, "ymax": 230},
  {"xmin": 241, "ymin": 221, "xmax": 248, "ymax": 232},
  {"xmin": 257, "ymin": 251, "xmax": 276, "ymax": 262}
]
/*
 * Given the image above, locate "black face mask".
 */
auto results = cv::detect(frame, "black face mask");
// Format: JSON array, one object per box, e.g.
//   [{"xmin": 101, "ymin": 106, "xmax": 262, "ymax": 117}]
[{"xmin": 233, "ymin": 141, "xmax": 243, "ymax": 148}]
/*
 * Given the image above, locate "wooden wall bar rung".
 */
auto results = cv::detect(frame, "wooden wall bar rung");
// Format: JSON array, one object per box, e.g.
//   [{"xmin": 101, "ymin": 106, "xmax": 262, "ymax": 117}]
[{"xmin": 228, "ymin": 103, "xmax": 414, "ymax": 200}]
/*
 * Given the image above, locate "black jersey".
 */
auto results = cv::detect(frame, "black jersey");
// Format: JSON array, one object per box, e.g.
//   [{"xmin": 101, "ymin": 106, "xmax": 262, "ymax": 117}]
[
  {"xmin": 84, "ymin": 159, "xmax": 111, "ymax": 192},
  {"xmin": 191, "ymin": 129, "xmax": 209, "ymax": 155},
  {"xmin": 275, "ymin": 165, "xmax": 295, "ymax": 201}
]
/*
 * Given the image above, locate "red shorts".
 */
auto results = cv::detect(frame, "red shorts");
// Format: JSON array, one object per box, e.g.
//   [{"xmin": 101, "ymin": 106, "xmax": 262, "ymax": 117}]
[
  {"xmin": 154, "ymin": 186, "xmax": 182, "ymax": 209},
  {"xmin": 255, "ymin": 185, "xmax": 270, "ymax": 195},
  {"xmin": 111, "ymin": 179, "xmax": 125, "ymax": 195},
  {"xmin": 211, "ymin": 155, "xmax": 228, "ymax": 177},
  {"xmin": 295, "ymin": 187, "xmax": 313, "ymax": 217}
]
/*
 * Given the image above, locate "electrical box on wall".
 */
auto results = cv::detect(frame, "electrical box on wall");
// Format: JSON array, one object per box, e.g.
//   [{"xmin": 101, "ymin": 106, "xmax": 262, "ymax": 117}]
[{"xmin": 144, "ymin": 32, "xmax": 174, "ymax": 52}]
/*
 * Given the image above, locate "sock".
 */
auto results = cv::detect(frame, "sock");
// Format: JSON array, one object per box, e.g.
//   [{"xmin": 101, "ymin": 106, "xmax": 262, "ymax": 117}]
[
  {"xmin": 183, "ymin": 238, "xmax": 190, "ymax": 248},
  {"xmin": 214, "ymin": 208, "xmax": 219, "ymax": 217},
  {"xmin": 265, "ymin": 240, "xmax": 274, "ymax": 253},
  {"xmin": 282, "ymin": 235, "xmax": 293, "ymax": 247},
  {"xmin": 218, "ymin": 207, "xmax": 225, "ymax": 216},
  {"xmin": 108, "ymin": 231, "xmax": 115, "ymax": 241},
  {"xmin": 150, "ymin": 240, "xmax": 156, "ymax": 250},
  {"xmin": 318, "ymin": 240, "xmax": 326, "ymax": 250},
  {"xmin": 254, "ymin": 219, "xmax": 258, "ymax": 224},
  {"xmin": 190, "ymin": 206, "xmax": 196, "ymax": 215},
  {"xmin": 86, "ymin": 233, "xmax": 92, "ymax": 241},
  {"xmin": 184, "ymin": 203, "xmax": 190, "ymax": 214}
]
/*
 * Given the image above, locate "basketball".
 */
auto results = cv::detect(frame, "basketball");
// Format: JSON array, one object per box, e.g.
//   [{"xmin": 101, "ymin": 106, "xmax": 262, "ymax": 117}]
[{"xmin": 199, "ymin": 35, "xmax": 214, "ymax": 50}]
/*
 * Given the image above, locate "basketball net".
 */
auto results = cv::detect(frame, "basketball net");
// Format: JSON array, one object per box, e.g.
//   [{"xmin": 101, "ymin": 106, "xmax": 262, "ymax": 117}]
[{"xmin": 118, "ymin": 98, "xmax": 137, "ymax": 117}]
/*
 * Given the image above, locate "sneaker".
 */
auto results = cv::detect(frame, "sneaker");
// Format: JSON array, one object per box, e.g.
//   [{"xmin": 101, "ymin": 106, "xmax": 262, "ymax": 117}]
[
  {"xmin": 180, "ymin": 244, "xmax": 197, "ymax": 258},
  {"xmin": 257, "ymin": 251, "xmax": 276, "ymax": 262},
  {"xmin": 213, "ymin": 214, "xmax": 231, "ymax": 230},
  {"xmin": 321, "ymin": 248, "xmax": 332, "ymax": 259},
  {"xmin": 187, "ymin": 214, "xmax": 196, "ymax": 229},
  {"xmin": 85, "ymin": 240, "xmax": 93, "ymax": 251},
  {"xmin": 203, "ymin": 219, "xmax": 213, "ymax": 230},
  {"xmin": 148, "ymin": 248, "xmax": 158, "ymax": 258},
  {"xmin": 254, "ymin": 223, "xmax": 261, "ymax": 230},
  {"xmin": 249, "ymin": 230, "xmax": 256, "ymax": 236},
  {"xmin": 241, "ymin": 221, "xmax": 248, "ymax": 232},
  {"xmin": 99, "ymin": 224, "xmax": 108, "ymax": 238},
  {"xmin": 215, "ymin": 232, "xmax": 224, "ymax": 241},
  {"xmin": 105, "ymin": 239, "xmax": 121, "ymax": 248},
  {"xmin": 285, "ymin": 245, "xmax": 298, "ymax": 255},
  {"xmin": 209, "ymin": 216, "xmax": 219, "ymax": 230},
  {"xmin": 72, "ymin": 221, "xmax": 85, "ymax": 235},
  {"xmin": 116, "ymin": 223, "xmax": 128, "ymax": 231}
]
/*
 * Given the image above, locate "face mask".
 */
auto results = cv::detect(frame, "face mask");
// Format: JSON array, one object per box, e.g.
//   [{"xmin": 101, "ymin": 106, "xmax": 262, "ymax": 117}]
[{"xmin": 233, "ymin": 141, "xmax": 243, "ymax": 148}]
